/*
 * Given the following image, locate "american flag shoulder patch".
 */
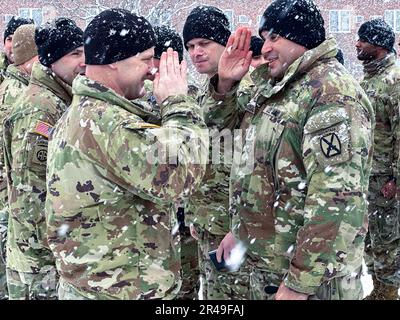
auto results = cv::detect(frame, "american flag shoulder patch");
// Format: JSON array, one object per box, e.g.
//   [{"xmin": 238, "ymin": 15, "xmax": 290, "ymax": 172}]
[{"xmin": 33, "ymin": 121, "xmax": 54, "ymax": 139}]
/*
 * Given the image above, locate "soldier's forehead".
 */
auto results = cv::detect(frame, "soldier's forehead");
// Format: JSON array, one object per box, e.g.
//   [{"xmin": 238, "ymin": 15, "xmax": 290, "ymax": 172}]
[{"xmin": 138, "ymin": 47, "xmax": 154, "ymax": 57}]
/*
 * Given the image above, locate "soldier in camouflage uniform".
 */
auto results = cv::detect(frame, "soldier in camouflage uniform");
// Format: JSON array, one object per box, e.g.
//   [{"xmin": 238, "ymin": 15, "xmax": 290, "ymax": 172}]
[
  {"xmin": 45, "ymin": 9, "xmax": 208, "ymax": 300},
  {"xmin": 206, "ymin": 0, "xmax": 374, "ymax": 300},
  {"xmin": 138, "ymin": 24, "xmax": 200, "ymax": 300},
  {"xmin": 0, "ymin": 53, "xmax": 8, "ymax": 86},
  {"xmin": 152, "ymin": 25, "xmax": 200, "ymax": 300},
  {"xmin": 0, "ymin": 17, "xmax": 34, "ymax": 88},
  {"xmin": 356, "ymin": 19, "xmax": 400, "ymax": 300},
  {"xmin": 3, "ymin": 18, "xmax": 84, "ymax": 300},
  {"xmin": 0, "ymin": 24, "xmax": 38, "ymax": 300},
  {"xmin": 183, "ymin": 5, "xmax": 251, "ymax": 300}
]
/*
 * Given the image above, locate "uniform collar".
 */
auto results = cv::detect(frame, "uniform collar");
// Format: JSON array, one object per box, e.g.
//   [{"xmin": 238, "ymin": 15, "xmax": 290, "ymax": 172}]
[
  {"xmin": 362, "ymin": 53, "xmax": 396, "ymax": 78},
  {"xmin": 30, "ymin": 62, "xmax": 72, "ymax": 104},
  {"xmin": 251, "ymin": 37, "xmax": 338, "ymax": 99},
  {"xmin": 72, "ymin": 75, "xmax": 158, "ymax": 119},
  {"xmin": 5, "ymin": 64, "xmax": 30, "ymax": 86}
]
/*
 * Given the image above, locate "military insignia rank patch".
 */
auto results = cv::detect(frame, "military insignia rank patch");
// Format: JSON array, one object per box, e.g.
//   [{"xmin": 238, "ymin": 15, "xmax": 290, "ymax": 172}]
[
  {"xmin": 320, "ymin": 133, "xmax": 342, "ymax": 158},
  {"xmin": 33, "ymin": 121, "xmax": 53, "ymax": 139},
  {"xmin": 35, "ymin": 148, "xmax": 47, "ymax": 163},
  {"xmin": 304, "ymin": 110, "xmax": 351, "ymax": 168},
  {"xmin": 27, "ymin": 140, "xmax": 48, "ymax": 171},
  {"xmin": 32, "ymin": 142, "xmax": 48, "ymax": 165}
]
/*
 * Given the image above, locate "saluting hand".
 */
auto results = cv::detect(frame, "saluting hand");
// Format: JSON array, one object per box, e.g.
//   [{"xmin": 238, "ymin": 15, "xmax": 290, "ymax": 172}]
[
  {"xmin": 217, "ymin": 27, "xmax": 253, "ymax": 94},
  {"xmin": 153, "ymin": 48, "xmax": 188, "ymax": 104}
]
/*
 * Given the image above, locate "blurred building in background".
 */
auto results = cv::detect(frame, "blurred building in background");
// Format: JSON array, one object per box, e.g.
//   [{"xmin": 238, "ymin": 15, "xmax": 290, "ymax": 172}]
[{"xmin": 1, "ymin": 0, "xmax": 399, "ymax": 79}]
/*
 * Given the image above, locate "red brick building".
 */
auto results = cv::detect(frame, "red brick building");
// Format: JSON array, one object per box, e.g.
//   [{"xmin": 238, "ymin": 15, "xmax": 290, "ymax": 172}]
[{"xmin": 1, "ymin": 0, "xmax": 400, "ymax": 78}]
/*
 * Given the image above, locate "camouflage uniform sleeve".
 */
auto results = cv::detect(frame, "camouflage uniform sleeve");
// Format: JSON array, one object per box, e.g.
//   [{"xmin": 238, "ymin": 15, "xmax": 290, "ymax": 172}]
[
  {"xmin": 9, "ymin": 110, "xmax": 55, "ymax": 247},
  {"xmin": 284, "ymin": 97, "xmax": 373, "ymax": 294},
  {"xmin": 107, "ymin": 94, "xmax": 208, "ymax": 204},
  {"xmin": 388, "ymin": 86, "xmax": 400, "ymax": 189},
  {"xmin": 134, "ymin": 79, "xmax": 161, "ymax": 123},
  {"xmin": 202, "ymin": 75, "xmax": 250, "ymax": 131}
]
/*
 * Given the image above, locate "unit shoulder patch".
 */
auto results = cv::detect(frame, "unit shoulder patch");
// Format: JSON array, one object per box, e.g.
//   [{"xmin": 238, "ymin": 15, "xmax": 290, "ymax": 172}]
[{"xmin": 320, "ymin": 133, "xmax": 342, "ymax": 158}]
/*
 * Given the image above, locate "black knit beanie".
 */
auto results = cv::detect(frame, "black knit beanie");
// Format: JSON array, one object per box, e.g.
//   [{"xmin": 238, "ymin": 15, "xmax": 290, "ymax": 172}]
[
  {"xmin": 84, "ymin": 8, "xmax": 156, "ymax": 65},
  {"xmin": 154, "ymin": 25, "xmax": 184, "ymax": 62},
  {"xmin": 183, "ymin": 6, "xmax": 231, "ymax": 49},
  {"xmin": 259, "ymin": 0, "xmax": 325, "ymax": 49},
  {"xmin": 250, "ymin": 36, "xmax": 264, "ymax": 57},
  {"xmin": 35, "ymin": 18, "xmax": 83, "ymax": 67},
  {"xmin": 4, "ymin": 16, "xmax": 34, "ymax": 43},
  {"xmin": 358, "ymin": 19, "xmax": 395, "ymax": 52}
]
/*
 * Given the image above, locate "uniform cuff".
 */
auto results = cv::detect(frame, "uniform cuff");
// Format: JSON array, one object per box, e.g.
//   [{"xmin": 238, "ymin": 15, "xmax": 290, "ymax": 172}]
[
  {"xmin": 209, "ymin": 75, "xmax": 240, "ymax": 101},
  {"xmin": 284, "ymin": 272, "xmax": 320, "ymax": 295},
  {"xmin": 160, "ymin": 94, "xmax": 203, "ymax": 122}
]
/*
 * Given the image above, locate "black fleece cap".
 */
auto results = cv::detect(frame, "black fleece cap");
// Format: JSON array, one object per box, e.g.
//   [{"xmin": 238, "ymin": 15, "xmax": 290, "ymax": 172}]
[
  {"xmin": 4, "ymin": 16, "xmax": 34, "ymax": 43},
  {"xmin": 259, "ymin": 0, "xmax": 326, "ymax": 49},
  {"xmin": 154, "ymin": 25, "xmax": 184, "ymax": 62},
  {"xmin": 35, "ymin": 17, "xmax": 83, "ymax": 67},
  {"xmin": 183, "ymin": 5, "xmax": 231, "ymax": 49},
  {"xmin": 358, "ymin": 19, "xmax": 395, "ymax": 52},
  {"xmin": 84, "ymin": 8, "xmax": 156, "ymax": 65}
]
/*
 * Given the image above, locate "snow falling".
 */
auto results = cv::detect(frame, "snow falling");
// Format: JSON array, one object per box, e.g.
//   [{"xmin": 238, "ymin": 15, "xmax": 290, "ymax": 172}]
[{"xmin": 0, "ymin": 0, "xmax": 399, "ymax": 301}]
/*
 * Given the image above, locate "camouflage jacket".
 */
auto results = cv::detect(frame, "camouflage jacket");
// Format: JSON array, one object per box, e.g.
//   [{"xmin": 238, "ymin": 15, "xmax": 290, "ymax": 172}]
[
  {"xmin": 141, "ymin": 79, "xmax": 158, "ymax": 112},
  {"xmin": 186, "ymin": 75, "xmax": 254, "ymax": 236},
  {"xmin": 360, "ymin": 54, "xmax": 400, "ymax": 181},
  {"xmin": 3, "ymin": 62, "xmax": 72, "ymax": 273},
  {"xmin": 0, "ymin": 64, "xmax": 30, "ymax": 221},
  {"xmin": 137, "ymin": 80, "xmax": 199, "ymax": 127},
  {"xmin": 186, "ymin": 73, "xmax": 255, "ymax": 236},
  {"xmin": 203, "ymin": 37, "xmax": 374, "ymax": 294},
  {"xmin": 0, "ymin": 52, "xmax": 9, "ymax": 86},
  {"xmin": 45, "ymin": 76, "xmax": 208, "ymax": 299}
]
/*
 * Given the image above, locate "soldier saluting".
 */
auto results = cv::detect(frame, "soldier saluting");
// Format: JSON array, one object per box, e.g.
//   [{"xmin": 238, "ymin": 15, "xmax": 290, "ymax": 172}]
[
  {"xmin": 204, "ymin": 0, "xmax": 374, "ymax": 300},
  {"xmin": 45, "ymin": 8, "xmax": 208, "ymax": 300}
]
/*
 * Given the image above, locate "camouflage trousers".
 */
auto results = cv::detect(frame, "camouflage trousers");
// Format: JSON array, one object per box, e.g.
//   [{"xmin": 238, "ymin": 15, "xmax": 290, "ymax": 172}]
[
  {"xmin": 196, "ymin": 229, "xmax": 250, "ymax": 300},
  {"xmin": 176, "ymin": 225, "xmax": 199, "ymax": 300},
  {"xmin": 365, "ymin": 175, "xmax": 400, "ymax": 287},
  {"xmin": 249, "ymin": 267, "xmax": 363, "ymax": 300},
  {"xmin": 0, "ymin": 205, "xmax": 8, "ymax": 300},
  {"xmin": 6, "ymin": 266, "xmax": 59, "ymax": 300}
]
